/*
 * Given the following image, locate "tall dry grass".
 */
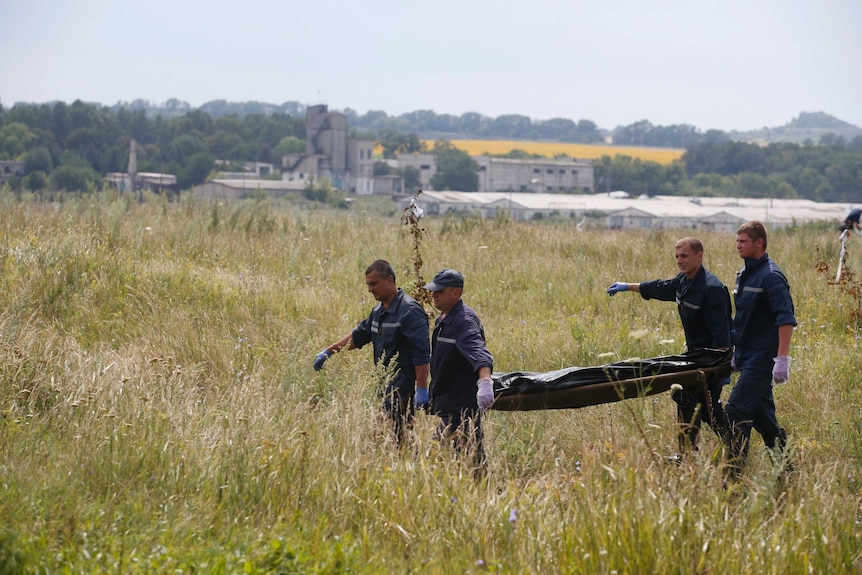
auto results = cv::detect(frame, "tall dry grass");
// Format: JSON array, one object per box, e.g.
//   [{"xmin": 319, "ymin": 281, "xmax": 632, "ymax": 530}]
[{"xmin": 0, "ymin": 190, "xmax": 859, "ymax": 573}]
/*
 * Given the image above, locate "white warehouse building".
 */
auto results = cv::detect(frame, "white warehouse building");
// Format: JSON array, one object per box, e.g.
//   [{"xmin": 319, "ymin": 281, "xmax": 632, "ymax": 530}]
[{"xmin": 403, "ymin": 191, "xmax": 850, "ymax": 231}]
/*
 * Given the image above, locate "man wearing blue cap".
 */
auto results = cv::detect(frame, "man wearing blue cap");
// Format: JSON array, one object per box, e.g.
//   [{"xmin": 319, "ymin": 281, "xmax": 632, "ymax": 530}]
[
  {"xmin": 313, "ymin": 259, "xmax": 431, "ymax": 446},
  {"xmin": 423, "ymin": 268, "xmax": 494, "ymax": 471}
]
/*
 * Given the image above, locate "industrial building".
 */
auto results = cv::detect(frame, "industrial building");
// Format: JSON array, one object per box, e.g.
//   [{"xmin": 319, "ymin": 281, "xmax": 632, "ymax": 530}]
[
  {"xmin": 473, "ymin": 155, "xmax": 594, "ymax": 193},
  {"xmin": 281, "ymin": 105, "xmax": 376, "ymax": 195},
  {"xmin": 404, "ymin": 191, "xmax": 849, "ymax": 231},
  {"xmin": 104, "ymin": 140, "xmax": 176, "ymax": 192},
  {"xmin": 275, "ymin": 104, "xmax": 596, "ymax": 196},
  {"xmin": 191, "ymin": 179, "xmax": 306, "ymax": 199}
]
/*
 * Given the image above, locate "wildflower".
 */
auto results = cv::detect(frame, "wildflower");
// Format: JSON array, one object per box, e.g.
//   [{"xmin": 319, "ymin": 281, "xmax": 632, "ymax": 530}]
[
  {"xmin": 508, "ymin": 509, "xmax": 518, "ymax": 523},
  {"xmin": 670, "ymin": 383, "xmax": 683, "ymax": 392}
]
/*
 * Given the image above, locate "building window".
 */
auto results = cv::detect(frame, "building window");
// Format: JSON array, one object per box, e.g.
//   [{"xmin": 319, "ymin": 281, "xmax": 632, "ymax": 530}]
[
  {"xmin": 572, "ymin": 170, "xmax": 578, "ymax": 175},
  {"xmin": 420, "ymin": 165, "xmax": 431, "ymax": 170},
  {"xmin": 546, "ymin": 169, "xmax": 554, "ymax": 174},
  {"xmin": 533, "ymin": 168, "xmax": 540, "ymax": 174},
  {"xmin": 520, "ymin": 185, "xmax": 527, "ymax": 191},
  {"xmin": 546, "ymin": 186, "xmax": 553, "ymax": 191},
  {"xmin": 559, "ymin": 169, "xmax": 566, "ymax": 174}
]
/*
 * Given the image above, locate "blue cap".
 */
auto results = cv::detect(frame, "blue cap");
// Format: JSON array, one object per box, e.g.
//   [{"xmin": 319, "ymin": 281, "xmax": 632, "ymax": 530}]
[{"xmin": 423, "ymin": 268, "xmax": 464, "ymax": 291}]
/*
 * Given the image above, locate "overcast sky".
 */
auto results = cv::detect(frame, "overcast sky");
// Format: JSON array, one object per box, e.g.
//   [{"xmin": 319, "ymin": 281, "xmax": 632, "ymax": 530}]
[{"xmin": 2, "ymin": 0, "xmax": 859, "ymax": 132}]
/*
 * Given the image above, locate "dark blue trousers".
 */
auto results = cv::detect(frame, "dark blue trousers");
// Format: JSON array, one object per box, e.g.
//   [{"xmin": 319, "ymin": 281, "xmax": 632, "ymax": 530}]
[
  {"xmin": 724, "ymin": 368, "xmax": 787, "ymax": 476},
  {"xmin": 672, "ymin": 376, "xmax": 731, "ymax": 451}
]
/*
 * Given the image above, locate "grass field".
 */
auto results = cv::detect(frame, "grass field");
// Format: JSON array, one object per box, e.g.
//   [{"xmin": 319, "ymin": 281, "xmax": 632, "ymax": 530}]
[
  {"xmin": 0, "ymin": 190, "xmax": 860, "ymax": 573},
  {"xmin": 424, "ymin": 139, "xmax": 686, "ymax": 164}
]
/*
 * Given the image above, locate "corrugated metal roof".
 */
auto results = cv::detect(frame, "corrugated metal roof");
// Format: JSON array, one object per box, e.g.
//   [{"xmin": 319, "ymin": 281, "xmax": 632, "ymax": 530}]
[
  {"xmin": 415, "ymin": 191, "xmax": 850, "ymax": 224},
  {"xmin": 211, "ymin": 179, "xmax": 307, "ymax": 191}
]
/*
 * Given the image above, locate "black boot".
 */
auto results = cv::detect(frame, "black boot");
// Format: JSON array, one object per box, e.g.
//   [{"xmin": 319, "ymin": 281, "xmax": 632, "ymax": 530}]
[
  {"xmin": 723, "ymin": 427, "xmax": 749, "ymax": 485},
  {"xmin": 765, "ymin": 428, "xmax": 793, "ymax": 477},
  {"xmin": 677, "ymin": 404, "xmax": 700, "ymax": 454}
]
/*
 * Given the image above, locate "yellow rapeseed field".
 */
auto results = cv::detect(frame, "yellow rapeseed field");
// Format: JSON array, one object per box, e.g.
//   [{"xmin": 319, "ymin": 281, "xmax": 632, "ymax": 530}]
[{"xmin": 422, "ymin": 139, "xmax": 685, "ymax": 164}]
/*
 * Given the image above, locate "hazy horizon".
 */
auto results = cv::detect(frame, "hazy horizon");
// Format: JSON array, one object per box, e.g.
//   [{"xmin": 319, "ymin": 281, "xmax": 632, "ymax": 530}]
[{"xmin": 2, "ymin": 0, "xmax": 859, "ymax": 133}]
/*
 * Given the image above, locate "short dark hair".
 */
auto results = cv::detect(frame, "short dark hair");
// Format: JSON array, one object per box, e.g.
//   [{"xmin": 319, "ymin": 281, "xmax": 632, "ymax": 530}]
[
  {"xmin": 675, "ymin": 236, "xmax": 704, "ymax": 253},
  {"xmin": 365, "ymin": 259, "xmax": 396, "ymax": 282},
  {"xmin": 737, "ymin": 221, "xmax": 768, "ymax": 251}
]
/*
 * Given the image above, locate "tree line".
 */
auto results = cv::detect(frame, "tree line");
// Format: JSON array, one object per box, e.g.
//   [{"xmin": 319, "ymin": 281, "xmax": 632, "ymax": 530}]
[
  {"xmin": 591, "ymin": 140, "xmax": 862, "ymax": 203},
  {"xmin": 102, "ymin": 100, "xmax": 862, "ymax": 148},
  {"xmin": 1, "ymin": 100, "xmax": 860, "ymax": 202},
  {"xmin": 0, "ymin": 100, "xmax": 305, "ymax": 192}
]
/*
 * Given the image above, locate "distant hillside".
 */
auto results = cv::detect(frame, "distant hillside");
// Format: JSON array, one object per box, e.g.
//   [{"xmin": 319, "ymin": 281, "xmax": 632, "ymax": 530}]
[{"xmin": 730, "ymin": 112, "xmax": 862, "ymax": 144}]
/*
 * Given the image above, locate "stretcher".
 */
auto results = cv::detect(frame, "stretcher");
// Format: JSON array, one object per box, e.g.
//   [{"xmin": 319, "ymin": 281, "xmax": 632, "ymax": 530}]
[{"xmin": 490, "ymin": 348, "xmax": 732, "ymax": 411}]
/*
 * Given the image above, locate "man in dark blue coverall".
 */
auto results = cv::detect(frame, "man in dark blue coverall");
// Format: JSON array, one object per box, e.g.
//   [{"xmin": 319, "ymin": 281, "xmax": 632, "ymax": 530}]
[
  {"xmin": 841, "ymin": 207, "xmax": 861, "ymax": 233},
  {"xmin": 313, "ymin": 260, "xmax": 431, "ymax": 446},
  {"xmin": 607, "ymin": 237, "xmax": 732, "ymax": 455},
  {"xmin": 725, "ymin": 221, "xmax": 796, "ymax": 481},
  {"xmin": 423, "ymin": 269, "xmax": 494, "ymax": 472}
]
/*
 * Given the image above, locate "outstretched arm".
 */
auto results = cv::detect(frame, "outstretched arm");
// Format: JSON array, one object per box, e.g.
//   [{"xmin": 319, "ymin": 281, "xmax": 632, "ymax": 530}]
[
  {"xmin": 607, "ymin": 282, "xmax": 641, "ymax": 295},
  {"xmin": 313, "ymin": 333, "xmax": 356, "ymax": 371}
]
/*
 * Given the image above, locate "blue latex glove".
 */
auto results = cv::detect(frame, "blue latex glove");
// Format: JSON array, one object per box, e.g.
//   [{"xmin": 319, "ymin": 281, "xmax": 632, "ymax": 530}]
[
  {"xmin": 606, "ymin": 282, "xmax": 629, "ymax": 296},
  {"xmin": 772, "ymin": 356, "xmax": 791, "ymax": 384},
  {"xmin": 313, "ymin": 349, "xmax": 331, "ymax": 371},
  {"xmin": 477, "ymin": 377, "xmax": 494, "ymax": 410},
  {"xmin": 414, "ymin": 387, "xmax": 429, "ymax": 411}
]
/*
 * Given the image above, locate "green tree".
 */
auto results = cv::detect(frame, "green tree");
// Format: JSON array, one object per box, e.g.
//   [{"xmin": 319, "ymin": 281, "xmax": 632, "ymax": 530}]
[
  {"xmin": 458, "ymin": 112, "xmax": 489, "ymax": 136},
  {"xmin": 497, "ymin": 148, "xmax": 541, "ymax": 159},
  {"xmin": 373, "ymin": 161, "xmax": 392, "ymax": 176},
  {"xmin": 303, "ymin": 177, "xmax": 348, "ymax": 208},
  {"xmin": 403, "ymin": 165, "xmax": 421, "ymax": 192},
  {"xmin": 24, "ymin": 146, "xmax": 53, "ymax": 174},
  {"xmin": 179, "ymin": 151, "xmax": 215, "ymax": 190},
  {"xmin": 273, "ymin": 136, "xmax": 306, "ymax": 156},
  {"xmin": 0, "ymin": 122, "xmax": 36, "ymax": 159},
  {"xmin": 23, "ymin": 170, "xmax": 49, "ymax": 191},
  {"xmin": 430, "ymin": 140, "xmax": 479, "ymax": 192},
  {"xmin": 51, "ymin": 164, "xmax": 99, "ymax": 191},
  {"xmin": 205, "ymin": 131, "xmax": 244, "ymax": 159},
  {"xmin": 490, "ymin": 114, "xmax": 532, "ymax": 139},
  {"xmin": 377, "ymin": 130, "xmax": 425, "ymax": 159},
  {"xmin": 166, "ymin": 134, "xmax": 206, "ymax": 163}
]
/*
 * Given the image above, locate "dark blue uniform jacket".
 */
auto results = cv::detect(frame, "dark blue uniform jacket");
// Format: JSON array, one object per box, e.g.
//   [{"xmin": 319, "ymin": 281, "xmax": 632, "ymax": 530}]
[
  {"xmin": 430, "ymin": 299, "xmax": 494, "ymax": 414},
  {"xmin": 639, "ymin": 266, "xmax": 732, "ymax": 350},
  {"xmin": 732, "ymin": 254, "xmax": 797, "ymax": 372},
  {"xmin": 351, "ymin": 289, "xmax": 431, "ymax": 392}
]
